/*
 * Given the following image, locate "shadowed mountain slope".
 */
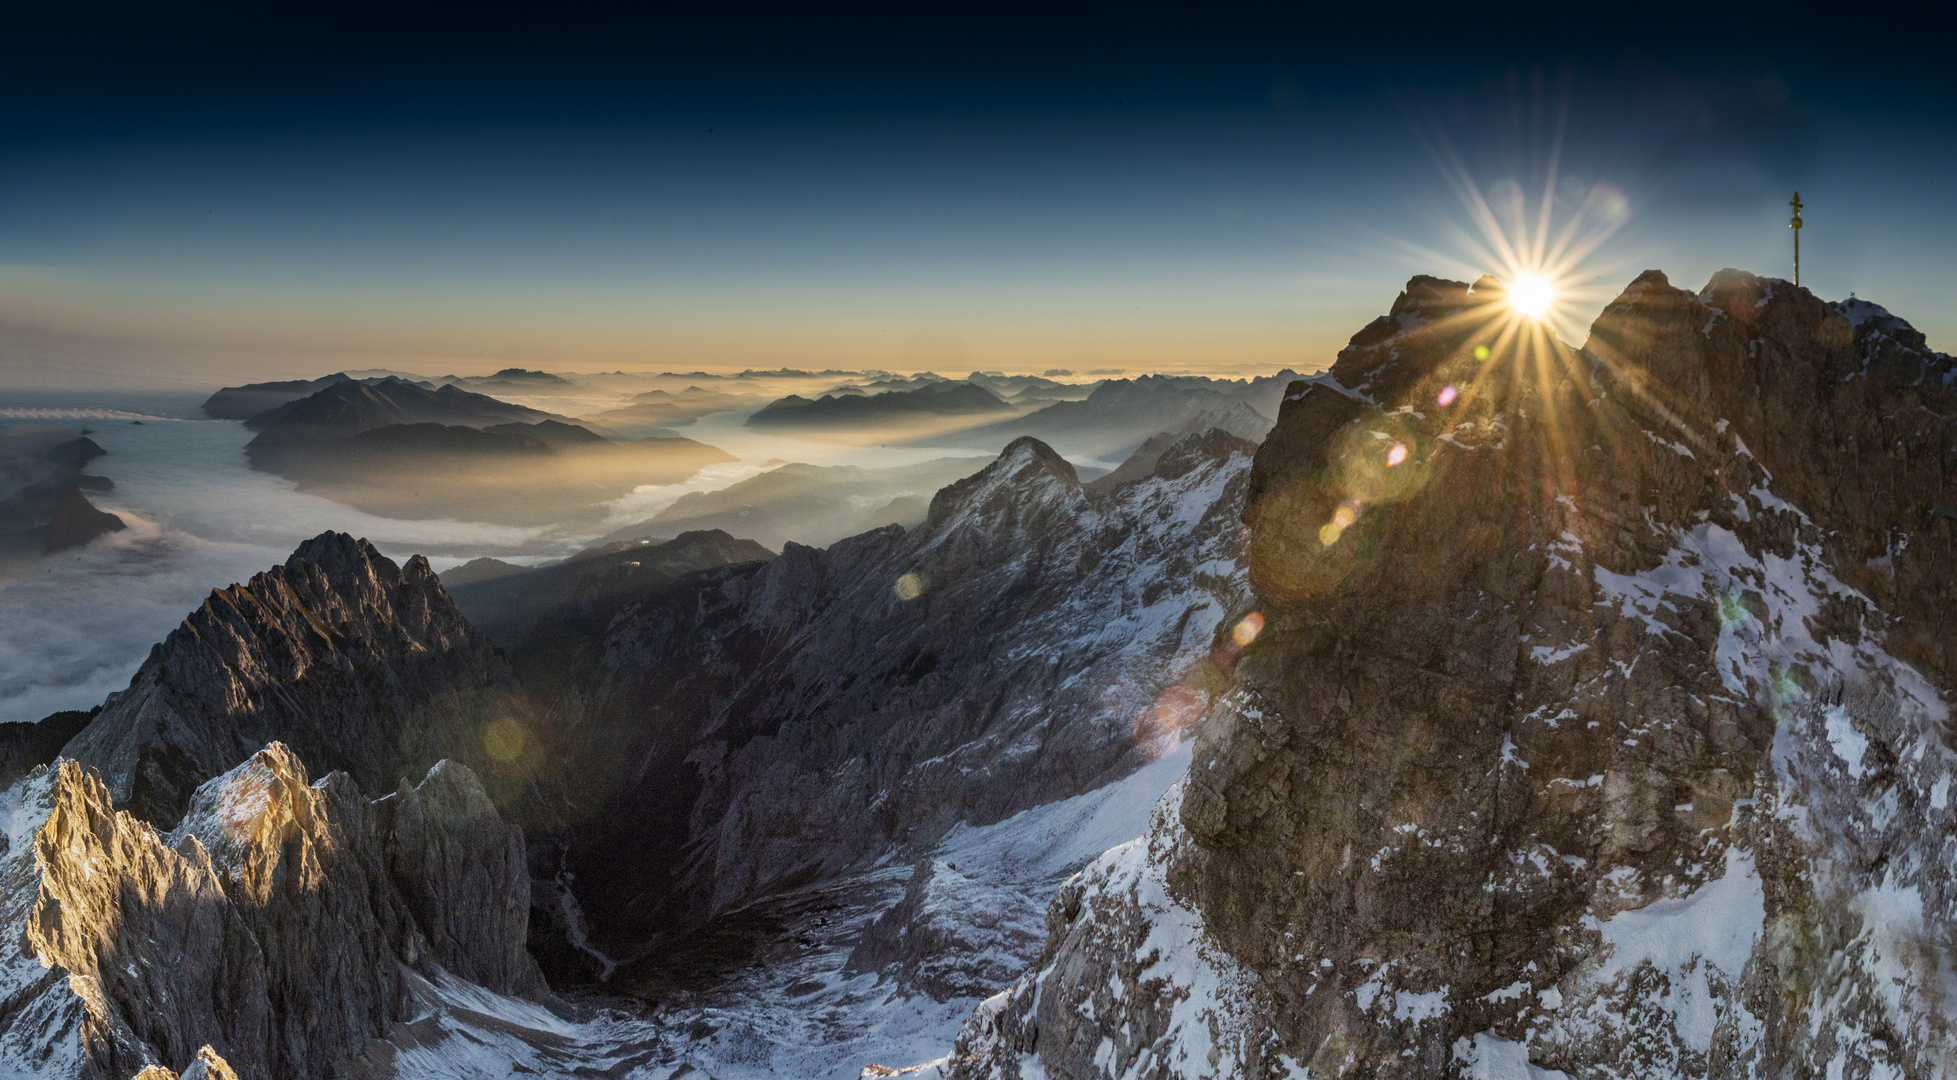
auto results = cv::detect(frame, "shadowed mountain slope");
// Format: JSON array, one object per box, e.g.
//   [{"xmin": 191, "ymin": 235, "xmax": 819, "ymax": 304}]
[
  {"xmin": 522, "ymin": 431, "xmax": 1260, "ymax": 989},
  {"xmin": 445, "ymin": 529, "xmax": 775, "ymax": 648}
]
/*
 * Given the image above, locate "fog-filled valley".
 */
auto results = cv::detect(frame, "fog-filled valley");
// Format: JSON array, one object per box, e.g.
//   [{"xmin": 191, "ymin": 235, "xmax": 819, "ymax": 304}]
[{"xmin": 0, "ymin": 362, "xmax": 1282, "ymax": 723}]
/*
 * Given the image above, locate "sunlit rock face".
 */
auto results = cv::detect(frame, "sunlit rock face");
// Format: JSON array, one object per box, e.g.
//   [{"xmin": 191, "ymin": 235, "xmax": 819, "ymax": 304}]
[
  {"xmin": 0, "ymin": 746, "xmax": 538, "ymax": 1080},
  {"xmin": 532, "ymin": 430, "xmax": 1260, "ymax": 982},
  {"xmin": 952, "ymin": 272, "xmax": 1957, "ymax": 1078},
  {"xmin": 60, "ymin": 531, "xmax": 524, "ymax": 828}
]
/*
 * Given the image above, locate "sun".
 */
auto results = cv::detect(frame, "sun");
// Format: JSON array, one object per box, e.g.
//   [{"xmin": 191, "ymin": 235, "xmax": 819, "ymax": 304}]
[{"xmin": 1509, "ymin": 273, "xmax": 1555, "ymax": 319}]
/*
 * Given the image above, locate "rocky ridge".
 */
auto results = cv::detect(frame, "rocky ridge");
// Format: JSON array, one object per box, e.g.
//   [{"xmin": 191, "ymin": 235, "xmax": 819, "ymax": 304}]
[
  {"xmin": 945, "ymin": 271, "xmax": 1957, "ymax": 1078},
  {"xmin": 60, "ymin": 532, "xmax": 522, "ymax": 828},
  {"xmin": 528, "ymin": 430, "xmax": 1260, "ymax": 989},
  {"xmin": 0, "ymin": 745, "xmax": 545, "ymax": 1079}
]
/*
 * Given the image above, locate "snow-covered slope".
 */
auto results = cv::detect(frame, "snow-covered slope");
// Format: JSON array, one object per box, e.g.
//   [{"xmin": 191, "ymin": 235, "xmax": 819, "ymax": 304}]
[{"xmin": 529, "ymin": 430, "xmax": 1260, "ymax": 988}]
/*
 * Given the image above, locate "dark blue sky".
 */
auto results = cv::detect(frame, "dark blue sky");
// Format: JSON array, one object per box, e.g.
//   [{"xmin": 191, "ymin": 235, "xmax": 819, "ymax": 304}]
[{"xmin": 3, "ymin": 3, "xmax": 1953, "ymax": 384}]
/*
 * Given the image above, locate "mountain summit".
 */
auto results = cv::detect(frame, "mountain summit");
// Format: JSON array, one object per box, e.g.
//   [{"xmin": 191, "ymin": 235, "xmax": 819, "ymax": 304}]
[{"xmin": 952, "ymin": 270, "xmax": 1957, "ymax": 1079}]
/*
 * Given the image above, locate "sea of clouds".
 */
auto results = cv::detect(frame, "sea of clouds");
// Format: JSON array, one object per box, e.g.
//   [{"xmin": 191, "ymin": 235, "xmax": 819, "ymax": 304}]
[
  {"xmin": 0, "ymin": 389, "xmax": 1041, "ymax": 722},
  {"xmin": 0, "ymin": 400, "xmax": 584, "ymax": 720}
]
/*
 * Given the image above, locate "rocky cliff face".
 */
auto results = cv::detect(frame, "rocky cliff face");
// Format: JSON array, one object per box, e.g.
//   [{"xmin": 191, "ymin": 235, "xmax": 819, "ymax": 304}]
[
  {"xmin": 60, "ymin": 532, "xmax": 523, "ymax": 828},
  {"xmin": 949, "ymin": 272, "xmax": 1957, "ymax": 1078},
  {"xmin": 0, "ymin": 746, "xmax": 541, "ymax": 1079},
  {"xmin": 532, "ymin": 430, "xmax": 1259, "ymax": 984}
]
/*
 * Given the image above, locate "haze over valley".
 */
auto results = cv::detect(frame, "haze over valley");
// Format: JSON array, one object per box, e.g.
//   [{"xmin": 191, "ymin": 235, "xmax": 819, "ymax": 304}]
[{"xmin": 0, "ymin": 362, "xmax": 1296, "ymax": 722}]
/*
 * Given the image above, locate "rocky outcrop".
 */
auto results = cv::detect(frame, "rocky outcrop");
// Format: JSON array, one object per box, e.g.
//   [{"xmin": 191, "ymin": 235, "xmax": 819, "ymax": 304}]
[
  {"xmin": 951, "ymin": 272, "xmax": 1957, "ymax": 1078},
  {"xmin": 0, "ymin": 745, "xmax": 539, "ymax": 1079},
  {"xmin": 60, "ymin": 532, "xmax": 523, "ymax": 828},
  {"xmin": 530, "ymin": 430, "xmax": 1260, "ymax": 984},
  {"xmin": 846, "ymin": 857, "xmax": 1046, "ymax": 1003},
  {"xmin": 128, "ymin": 1044, "xmax": 240, "ymax": 1080}
]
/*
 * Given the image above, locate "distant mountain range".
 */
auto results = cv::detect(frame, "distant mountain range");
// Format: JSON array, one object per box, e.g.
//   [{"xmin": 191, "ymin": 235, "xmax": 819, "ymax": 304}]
[
  {"xmin": 201, "ymin": 369, "xmax": 586, "ymax": 421},
  {"xmin": 577, "ymin": 385, "xmax": 754, "ymax": 434},
  {"xmin": 747, "ymin": 381, "xmax": 1017, "ymax": 430},
  {"xmin": 913, "ymin": 374, "xmax": 1276, "ymax": 462},
  {"xmin": 242, "ymin": 377, "xmax": 565, "ymax": 440},
  {"xmin": 0, "ymin": 430, "xmax": 123, "ymax": 578},
  {"xmin": 238, "ymin": 379, "xmax": 735, "ymax": 526},
  {"xmin": 592, "ymin": 455, "xmax": 992, "ymax": 552}
]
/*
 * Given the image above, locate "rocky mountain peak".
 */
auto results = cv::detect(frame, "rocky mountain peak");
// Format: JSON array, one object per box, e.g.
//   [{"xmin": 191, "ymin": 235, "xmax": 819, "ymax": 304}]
[
  {"xmin": 59, "ymin": 531, "xmax": 520, "ymax": 828},
  {"xmin": 170, "ymin": 742, "xmax": 326, "ymax": 904},
  {"xmin": 993, "ymin": 435, "xmax": 1081, "ymax": 485},
  {"xmin": 1323, "ymin": 274, "xmax": 1518, "ymax": 404},
  {"xmin": 1836, "ymin": 295, "xmax": 1928, "ymax": 348},
  {"xmin": 924, "ymin": 436, "xmax": 1082, "ymax": 529},
  {"xmin": 1146, "ymin": 427, "xmax": 1257, "ymax": 484},
  {"xmin": 130, "ymin": 1045, "xmax": 240, "ymax": 1080},
  {"xmin": 2, "ymin": 743, "xmax": 539, "ymax": 1079},
  {"xmin": 527, "ymin": 428, "xmax": 1257, "ymax": 980},
  {"xmin": 952, "ymin": 268, "xmax": 1957, "ymax": 1079}
]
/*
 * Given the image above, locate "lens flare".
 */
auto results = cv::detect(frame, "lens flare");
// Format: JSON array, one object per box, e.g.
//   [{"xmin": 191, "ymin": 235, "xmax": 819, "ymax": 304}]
[
  {"xmin": 1437, "ymin": 386, "xmax": 1458, "ymax": 406},
  {"xmin": 1386, "ymin": 443, "xmax": 1408, "ymax": 467},
  {"xmin": 1319, "ymin": 503, "xmax": 1360, "ymax": 546},
  {"xmin": 1388, "ymin": 111, "xmax": 1637, "ymax": 347},
  {"xmin": 1133, "ymin": 683, "xmax": 1206, "ymax": 760},
  {"xmin": 894, "ymin": 572, "xmax": 925, "ymax": 600},
  {"xmin": 1510, "ymin": 274, "xmax": 1555, "ymax": 319},
  {"xmin": 1231, "ymin": 611, "xmax": 1264, "ymax": 648},
  {"xmin": 482, "ymin": 716, "xmax": 526, "ymax": 764}
]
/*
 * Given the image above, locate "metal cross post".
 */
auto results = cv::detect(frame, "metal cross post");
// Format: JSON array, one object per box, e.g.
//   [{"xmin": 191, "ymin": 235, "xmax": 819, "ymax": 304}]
[{"xmin": 1789, "ymin": 192, "xmax": 1803, "ymax": 286}]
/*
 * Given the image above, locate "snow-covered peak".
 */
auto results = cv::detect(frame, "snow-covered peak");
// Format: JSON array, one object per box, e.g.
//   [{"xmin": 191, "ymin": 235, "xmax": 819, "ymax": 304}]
[{"xmin": 922, "ymin": 436, "xmax": 1084, "ymax": 532}]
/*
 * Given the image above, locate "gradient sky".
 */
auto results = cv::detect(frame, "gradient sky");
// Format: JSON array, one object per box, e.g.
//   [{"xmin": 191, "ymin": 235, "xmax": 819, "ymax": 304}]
[{"xmin": 2, "ymin": 3, "xmax": 1953, "ymax": 387}]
